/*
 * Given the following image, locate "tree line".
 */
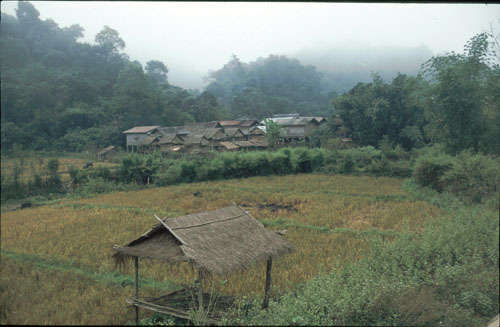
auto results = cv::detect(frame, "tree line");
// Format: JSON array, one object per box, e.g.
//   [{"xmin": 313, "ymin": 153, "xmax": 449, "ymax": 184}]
[
  {"xmin": 315, "ymin": 31, "xmax": 500, "ymax": 155},
  {"xmin": 1, "ymin": 2, "xmax": 227, "ymax": 152},
  {"xmin": 1, "ymin": 2, "xmax": 499, "ymax": 157}
]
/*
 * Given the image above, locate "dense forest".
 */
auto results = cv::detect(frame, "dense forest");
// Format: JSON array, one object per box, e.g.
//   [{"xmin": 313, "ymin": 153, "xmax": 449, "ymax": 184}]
[{"xmin": 1, "ymin": 1, "xmax": 499, "ymax": 156}]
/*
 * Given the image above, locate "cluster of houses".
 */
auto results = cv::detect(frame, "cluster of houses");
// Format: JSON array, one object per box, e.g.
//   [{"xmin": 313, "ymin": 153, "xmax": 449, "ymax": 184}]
[{"xmin": 122, "ymin": 114, "xmax": 329, "ymax": 155}]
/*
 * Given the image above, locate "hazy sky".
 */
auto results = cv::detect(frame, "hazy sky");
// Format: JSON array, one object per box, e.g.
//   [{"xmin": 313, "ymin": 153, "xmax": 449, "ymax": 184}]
[{"xmin": 2, "ymin": 1, "xmax": 499, "ymax": 89}]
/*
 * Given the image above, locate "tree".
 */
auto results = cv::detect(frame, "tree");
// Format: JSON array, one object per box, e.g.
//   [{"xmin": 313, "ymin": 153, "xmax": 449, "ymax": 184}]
[
  {"xmin": 264, "ymin": 119, "xmax": 282, "ymax": 149},
  {"xmin": 95, "ymin": 25, "xmax": 125, "ymax": 57},
  {"xmin": 145, "ymin": 60, "xmax": 169, "ymax": 86},
  {"xmin": 422, "ymin": 32, "xmax": 499, "ymax": 154},
  {"xmin": 332, "ymin": 73, "xmax": 428, "ymax": 149},
  {"xmin": 110, "ymin": 63, "xmax": 159, "ymax": 131}
]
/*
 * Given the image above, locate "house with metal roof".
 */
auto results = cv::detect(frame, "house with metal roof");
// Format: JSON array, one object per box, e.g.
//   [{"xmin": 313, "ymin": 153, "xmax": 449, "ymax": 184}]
[
  {"xmin": 261, "ymin": 115, "xmax": 326, "ymax": 142},
  {"xmin": 123, "ymin": 126, "xmax": 161, "ymax": 152}
]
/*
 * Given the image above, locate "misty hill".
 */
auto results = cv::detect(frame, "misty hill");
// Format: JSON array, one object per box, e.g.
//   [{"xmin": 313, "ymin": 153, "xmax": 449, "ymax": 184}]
[
  {"xmin": 292, "ymin": 44, "xmax": 433, "ymax": 94},
  {"xmin": 204, "ymin": 54, "xmax": 335, "ymax": 119},
  {"xmin": 0, "ymin": 2, "xmax": 228, "ymax": 152}
]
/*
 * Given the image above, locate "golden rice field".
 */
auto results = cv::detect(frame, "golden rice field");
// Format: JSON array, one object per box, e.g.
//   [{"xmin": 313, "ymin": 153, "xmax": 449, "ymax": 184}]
[
  {"xmin": 1, "ymin": 156, "xmax": 118, "ymax": 182},
  {"xmin": 0, "ymin": 174, "xmax": 446, "ymax": 325}
]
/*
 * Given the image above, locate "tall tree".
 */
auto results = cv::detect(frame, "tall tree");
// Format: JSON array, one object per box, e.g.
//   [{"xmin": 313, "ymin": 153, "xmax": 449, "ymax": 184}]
[
  {"xmin": 422, "ymin": 32, "xmax": 499, "ymax": 154},
  {"xmin": 145, "ymin": 60, "xmax": 169, "ymax": 86}
]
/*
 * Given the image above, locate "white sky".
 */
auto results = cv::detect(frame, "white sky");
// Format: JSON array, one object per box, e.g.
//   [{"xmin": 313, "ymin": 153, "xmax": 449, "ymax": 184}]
[{"xmin": 1, "ymin": 1, "xmax": 499, "ymax": 89}]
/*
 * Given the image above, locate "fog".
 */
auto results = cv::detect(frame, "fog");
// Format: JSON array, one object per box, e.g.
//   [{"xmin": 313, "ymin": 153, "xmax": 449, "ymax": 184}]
[{"xmin": 2, "ymin": 1, "xmax": 499, "ymax": 90}]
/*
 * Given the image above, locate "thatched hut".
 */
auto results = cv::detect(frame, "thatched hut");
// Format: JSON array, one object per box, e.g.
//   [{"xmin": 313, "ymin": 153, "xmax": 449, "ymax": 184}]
[
  {"xmin": 96, "ymin": 145, "xmax": 116, "ymax": 161},
  {"xmin": 113, "ymin": 205, "xmax": 291, "ymax": 324}
]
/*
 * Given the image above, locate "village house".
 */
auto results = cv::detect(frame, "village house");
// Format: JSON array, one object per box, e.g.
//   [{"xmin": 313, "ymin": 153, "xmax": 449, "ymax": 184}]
[
  {"xmin": 123, "ymin": 126, "xmax": 161, "ymax": 152},
  {"xmin": 262, "ymin": 114, "xmax": 326, "ymax": 142},
  {"xmin": 182, "ymin": 134, "xmax": 211, "ymax": 154},
  {"xmin": 219, "ymin": 120, "xmax": 259, "ymax": 139},
  {"xmin": 224, "ymin": 128, "xmax": 246, "ymax": 141},
  {"xmin": 123, "ymin": 119, "xmax": 269, "ymax": 156},
  {"xmin": 248, "ymin": 125, "xmax": 266, "ymax": 141},
  {"xmin": 158, "ymin": 134, "xmax": 185, "ymax": 153}
]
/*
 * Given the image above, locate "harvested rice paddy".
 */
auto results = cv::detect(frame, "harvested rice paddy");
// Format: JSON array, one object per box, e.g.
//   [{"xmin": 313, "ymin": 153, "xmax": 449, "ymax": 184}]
[{"xmin": 0, "ymin": 174, "xmax": 445, "ymax": 325}]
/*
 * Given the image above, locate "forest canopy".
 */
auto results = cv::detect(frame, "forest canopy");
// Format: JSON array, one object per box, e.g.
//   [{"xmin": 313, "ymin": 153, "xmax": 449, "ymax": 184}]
[{"xmin": 1, "ymin": 1, "xmax": 499, "ymax": 156}]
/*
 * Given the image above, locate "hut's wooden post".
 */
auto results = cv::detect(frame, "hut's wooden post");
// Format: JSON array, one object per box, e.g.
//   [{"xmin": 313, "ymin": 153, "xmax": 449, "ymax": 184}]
[
  {"xmin": 198, "ymin": 268, "xmax": 204, "ymax": 313},
  {"xmin": 262, "ymin": 256, "xmax": 273, "ymax": 309},
  {"xmin": 134, "ymin": 256, "xmax": 139, "ymax": 325}
]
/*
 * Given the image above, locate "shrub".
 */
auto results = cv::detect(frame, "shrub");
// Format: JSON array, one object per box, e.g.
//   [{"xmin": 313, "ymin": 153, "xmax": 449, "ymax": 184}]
[
  {"xmin": 340, "ymin": 153, "xmax": 354, "ymax": 174},
  {"xmin": 180, "ymin": 160, "xmax": 197, "ymax": 182},
  {"xmin": 89, "ymin": 166, "xmax": 112, "ymax": 181},
  {"xmin": 68, "ymin": 164, "xmax": 81, "ymax": 184},
  {"xmin": 439, "ymin": 150, "xmax": 500, "ymax": 204},
  {"xmin": 413, "ymin": 150, "xmax": 454, "ymax": 191},
  {"xmin": 293, "ymin": 148, "xmax": 312, "ymax": 173},
  {"xmin": 269, "ymin": 151, "xmax": 293, "ymax": 175}
]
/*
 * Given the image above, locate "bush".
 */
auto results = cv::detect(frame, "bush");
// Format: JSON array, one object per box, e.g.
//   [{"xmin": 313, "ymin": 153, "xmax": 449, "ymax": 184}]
[
  {"xmin": 293, "ymin": 148, "xmax": 312, "ymax": 173},
  {"xmin": 439, "ymin": 150, "xmax": 500, "ymax": 204},
  {"xmin": 117, "ymin": 152, "xmax": 164, "ymax": 184},
  {"xmin": 413, "ymin": 150, "xmax": 454, "ymax": 191},
  {"xmin": 90, "ymin": 166, "xmax": 112, "ymax": 181},
  {"xmin": 340, "ymin": 153, "xmax": 354, "ymax": 174},
  {"xmin": 180, "ymin": 160, "xmax": 198, "ymax": 182},
  {"xmin": 229, "ymin": 191, "xmax": 499, "ymax": 326}
]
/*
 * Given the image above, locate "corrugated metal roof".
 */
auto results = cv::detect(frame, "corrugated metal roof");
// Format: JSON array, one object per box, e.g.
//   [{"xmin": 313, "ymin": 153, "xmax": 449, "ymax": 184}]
[
  {"xmin": 260, "ymin": 117, "xmax": 320, "ymax": 126},
  {"xmin": 123, "ymin": 126, "xmax": 161, "ymax": 134}
]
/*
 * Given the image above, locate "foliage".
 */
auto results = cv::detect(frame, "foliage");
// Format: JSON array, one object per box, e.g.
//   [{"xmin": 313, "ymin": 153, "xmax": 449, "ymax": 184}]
[
  {"xmin": 332, "ymin": 73, "xmax": 429, "ymax": 150},
  {"xmin": 421, "ymin": 32, "xmax": 500, "ymax": 155},
  {"xmin": 0, "ymin": 2, "xmax": 225, "ymax": 153},
  {"xmin": 226, "ymin": 183, "xmax": 499, "ymax": 326},
  {"xmin": 205, "ymin": 54, "xmax": 331, "ymax": 119},
  {"xmin": 263, "ymin": 118, "xmax": 282, "ymax": 150},
  {"xmin": 413, "ymin": 148, "xmax": 500, "ymax": 205},
  {"xmin": 413, "ymin": 148, "xmax": 454, "ymax": 191},
  {"xmin": 117, "ymin": 152, "xmax": 164, "ymax": 184}
]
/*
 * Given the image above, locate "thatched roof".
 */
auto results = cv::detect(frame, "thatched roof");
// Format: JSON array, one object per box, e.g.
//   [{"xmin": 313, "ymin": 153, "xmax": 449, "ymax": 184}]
[
  {"xmin": 249, "ymin": 126, "xmax": 265, "ymax": 135},
  {"xmin": 113, "ymin": 205, "xmax": 292, "ymax": 275},
  {"xmin": 158, "ymin": 127, "xmax": 191, "ymax": 136},
  {"xmin": 183, "ymin": 134, "xmax": 210, "ymax": 145},
  {"xmin": 158, "ymin": 134, "xmax": 185, "ymax": 145},
  {"xmin": 224, "ymin": 128, "xmax": 245, "ymax": 138},
  {"xmin": 200, "ymin": 128, "xmax": 226, "ymax": 140},
  {"xmin": 219, "ymin": 142, "xmax": 239, "ymax": 150},
  {"xmin": 97, "ymin": 145, "xmax": 115, "ymax": 156},
  {"xmin": 139, "ymin": 136, "xmax": 159, "ymax": 146},
  {"xmin": 184, "ymin": 122, "xmax": 221, "ymax": 131}
]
